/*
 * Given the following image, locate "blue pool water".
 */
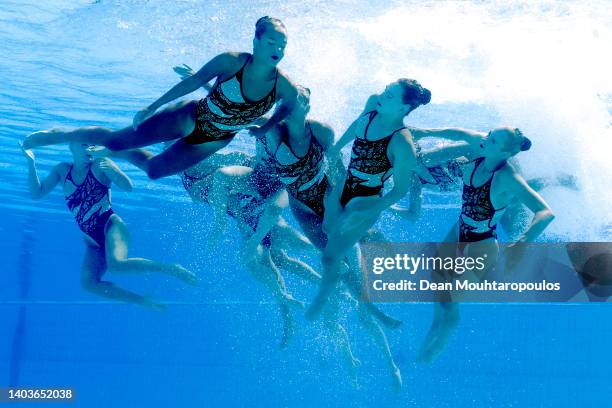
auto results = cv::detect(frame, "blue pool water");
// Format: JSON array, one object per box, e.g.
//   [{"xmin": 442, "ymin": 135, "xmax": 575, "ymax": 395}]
[{"xmin": 1, "ymin": 1, "xmax": 611, "ymax": 407}]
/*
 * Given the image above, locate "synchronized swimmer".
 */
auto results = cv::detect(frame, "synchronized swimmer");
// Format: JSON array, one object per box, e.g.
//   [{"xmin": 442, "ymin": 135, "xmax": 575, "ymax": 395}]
[{"xmin": 21, "ymin": 15, "xmax": 609, "ymax": 391}]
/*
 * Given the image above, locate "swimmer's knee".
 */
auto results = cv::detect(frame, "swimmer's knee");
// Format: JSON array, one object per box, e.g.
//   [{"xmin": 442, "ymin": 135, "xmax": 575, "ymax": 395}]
[
  {"xmin": 145, "ymin": 164, "xmax": 167, "ymax": 180},
  {"xmin": 105, "ymin": 257, "xmax": 125, "ymax": 272},
  {"xmin": 81, "ymin": 275, "xmax": 100, "ymax": 292}
]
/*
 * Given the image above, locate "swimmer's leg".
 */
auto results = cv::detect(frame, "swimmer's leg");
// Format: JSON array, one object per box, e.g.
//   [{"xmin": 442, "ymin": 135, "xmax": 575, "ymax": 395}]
[
  {"xmin": 249, "ymin": 248, "xmax": 304, "ymax": 349},
  {"xmin": 416, "ymin": 301, "xmax": 459, "ymax": 363},
  {"xmin": 340, "ymin": 265, "xmax": 403, "ymax": 330},
  {"xmin": 357, "ymin": 303, "xmax": 402, "ymax": 391},
  {"xmin": 23, "ymin": 101, "xmax": 197, "ymax": 150},
  {"xmin": 270, "ymin": 248, "xmax": 321, "ymax": 284},
  {"xmin": 118, "ymin": 137, "xmax": 232, "ymax": 179},
  {"xmin": 104, "ymin": 215, "xmax": 198, "ymax": 285},
  {"xmin": 80, "ymin": 245, "xmax": 165, "ymax": 311},
  {"xmin": 417, "ymin": 223, "xmax": 460, "ymax": 362},
  {"xmin": 306, "ymin": 214, "xmax": 379, "ymax": 321},
  {"xmin": 270, "ymin": 218, "xmax": 316, "ymax": 253},
  {"xmin": 322, "ymin": 296, "xmax": 360, "ymax": 388}
]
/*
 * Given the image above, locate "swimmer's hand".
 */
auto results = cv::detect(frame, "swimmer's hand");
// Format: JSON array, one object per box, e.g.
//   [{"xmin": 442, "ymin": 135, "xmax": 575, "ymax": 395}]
[
  {"xmin": 133, "ymin": 107, "xmax": 153, "ymax": 130},
  {"xmin": 173, "ymin": 64, "xmax": 196, "ymax": 80},
  {"xmin": 19, "ymin": 142, "xmax": 35, "ymax": 163}
]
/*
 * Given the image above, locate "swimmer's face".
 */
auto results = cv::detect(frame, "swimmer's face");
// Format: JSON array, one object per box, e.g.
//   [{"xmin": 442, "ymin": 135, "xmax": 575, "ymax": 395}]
[
  {"xmin": 253, "ymin": 26, "xmax": 287, "ymax": 67},
  {"xmin": 481, "ymin": 128, "xmax": 515, "ymax": 160},
  {"xmin": 69, "ymin": 142, "xmax": 95, "ymax": 162},
  {"xmin": 377, "ymin": 82, "xmax": 413, "ymax": 116}
]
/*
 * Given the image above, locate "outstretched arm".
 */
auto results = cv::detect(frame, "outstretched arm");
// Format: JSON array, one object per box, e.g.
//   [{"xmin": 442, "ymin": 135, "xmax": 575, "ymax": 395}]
[
  {"xmin": 409, "ymin": 127, "xmax": 485, "ymax": 144},
  {"xmin": 134, "ymin": 53, "xmax": 234, "ymax": 128},
  {"xmin": 173, "ymin": 64, "xmax": 270, "ymax": 127},
  {"xmin": 97, "ymin": 158, "xmax": 133, "ymax": 192},
  {"xmin": 173, "ymin": 63, "xmax": 213, "ymax": 93},
  {"xmin": 419, "ymin": 142, "xmax": 472, "ymax": 166},
  {"xmin": 19, "ymin": 143, "xmax": 64, "ymax": 199}
]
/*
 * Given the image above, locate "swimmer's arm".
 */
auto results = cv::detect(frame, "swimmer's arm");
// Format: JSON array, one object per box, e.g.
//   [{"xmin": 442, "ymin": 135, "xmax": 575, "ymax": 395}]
[
  {"xmin": 330, "ymin": 117, "xmax": 361, "ymax": 157},
  {"xmin": 373, "ymin": 131, "xmax": 417, "ymax": 213},
  {"xmin": 360, "ymin": 94, "xmax": 379, "ymax": 116},
  {"xmin": 97, "ymin": 159, "xmax": 133, "ymax": 192},
  {"xmin": 419, "ymin": 142, "xmax": 472, "ymax": 165},
  {"xmin": 409, "ymin": 127, "xmax": 485, "ymax": 145},
  {"xmin": 146, "ymin": 53, "xmax": 234, "ymax": 113},
  {"xmin": 27, "ymin": 162, "xmax": 65, "ymax": 200},
  {"xmin": 505, "ymin": 169, "xmax": 555, "ymax": 243},
  {"xmin": 406, "ymin": 174, "xmax": 424, "ymax": 218},
  {"xmin": 172, "ymin": 63, "xmax": 213, "ymax": 93}
]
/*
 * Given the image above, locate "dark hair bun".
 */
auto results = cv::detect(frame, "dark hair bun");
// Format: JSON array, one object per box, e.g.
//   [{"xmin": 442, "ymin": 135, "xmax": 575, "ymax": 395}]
[
  {"xmin": 419, "ymin": 88, "xmax": 431, "ymax": 105},
  {"xmin": 520, "ymin": 136, "xmax": 532, "ymax": 151}
]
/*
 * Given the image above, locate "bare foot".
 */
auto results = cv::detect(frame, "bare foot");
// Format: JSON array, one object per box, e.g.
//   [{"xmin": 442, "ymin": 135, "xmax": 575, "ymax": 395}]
[
  {"xmin": 172, "ymin": 264, "xmax": 199, "ymax": 286},
  {"xmin": 279, "ymin": 306, "xmax": 295, "ymax": 350},
  {"xmin": 391, "ymin": 365, "xmax": 403, "ymax": 392},
  {"xmin": 378, "ymin": 313, "xmax": 403, "ymax": 330},
  {"xmin": 142, "ymin": 296, "xmax": 167, "ymax": 311},
  {"xmin": 284, "ymin": 293, "xmax": 305, "ymax": 310}
]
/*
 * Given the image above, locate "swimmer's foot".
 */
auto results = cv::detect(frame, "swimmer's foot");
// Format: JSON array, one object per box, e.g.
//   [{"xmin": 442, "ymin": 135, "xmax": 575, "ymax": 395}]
[
  {"xmin": 279, "ymin": 306, "xmax": 295, "ymax": 350},
  {"xmin": 284, "ymin": 293, "xmax": 305, "ymax": 310},
  {"xmin": 390, "ymin": 365, "xmax": 403, "ymax": 392},
  {"xmin": 378, "ymin": 313, "xmax": 403, "ymax": 330},
  {"xmin": 23, "ymin": 129, "xmax": 63, "ymax": 149},
  {"xmin": 142, "ymin": 296, "xmax": 167, "ymax": 312},
  {"xmin": 171, "ymin": 264, "xmax": 199, "ymax": 286},
  {"xmin": 416, "ymin": 317, "xmax": 459, "ymax": 363},
  {"xmin": 340, "ymin": 289, "xmax": 359, "ymax": 308}
]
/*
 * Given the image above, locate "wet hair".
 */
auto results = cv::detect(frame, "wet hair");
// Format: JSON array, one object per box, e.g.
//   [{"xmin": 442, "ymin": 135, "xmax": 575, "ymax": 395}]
[
  {"xmin": 255, "ymin": 16, "xmax": 286, "ymax": 39},
  {"xmin": 397, "ymin": 78, "xmax": 431, "ymax": 110}
]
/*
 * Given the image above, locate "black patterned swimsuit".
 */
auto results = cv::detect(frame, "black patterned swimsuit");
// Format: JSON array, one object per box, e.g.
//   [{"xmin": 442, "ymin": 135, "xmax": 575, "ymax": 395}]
[
  {"xmin": 459, "ymin": 157, "xmax": 507, "ymax": 242},
  {"xmin": 271, "ymin": 122, "xmax": 328, "ymax": 218},
  {"xmin": 340, "ymin": 111, "xmax": 405, "ymax": 207},
  {"xmin": 184, "ymin": 55, "xmax": 278, "ymax": 144},
  {"xmin": 181, "ymin": 171, "xmax": 272, "ymax": 247},
  {"xmin": 64, "ymin": 165, "xmax": 113, "ymax": 248}
]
